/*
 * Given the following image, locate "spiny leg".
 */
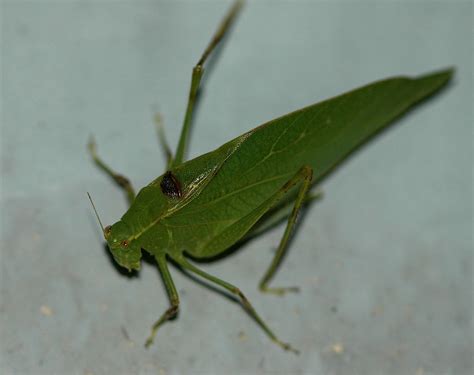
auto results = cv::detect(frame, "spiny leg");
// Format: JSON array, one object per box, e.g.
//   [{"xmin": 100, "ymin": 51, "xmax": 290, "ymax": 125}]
[
  {"xmin": 88, "ymin": 137, "xmax": 135, "ymax": 205},
  {"xmin": 200, "ymin": 166, "xmax": 314, "ymax": 295},
  {"xmin": 172, "ymin": 0, "xmax": 243, "ymax": 167},
  {"xmin": 244, "ymin": 188, "xmax": 323, "ymax": 241},
  {"xmin": 154, "ymin": 113, "xmax": 173, "ymax": 170},
  {"xmin": 259, "ymin": 166, "xmax": 313, "ymax": 296},
  {"xmin": 174, "ymin": 255, "xmax": 299, "ymax": 354},
  {"xmin": 145, "ymin": 254, "xmax": 179, "ymax": 348}
]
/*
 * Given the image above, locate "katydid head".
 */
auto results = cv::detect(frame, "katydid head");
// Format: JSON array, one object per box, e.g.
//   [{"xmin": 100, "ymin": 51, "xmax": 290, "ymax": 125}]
[
  {"xmin": 104, "ymin": 221, "xmax": 142, "ymax": 272},
  {"xmin": 87, "ymin": 193, "xmax": 141, "ymax": 272}
]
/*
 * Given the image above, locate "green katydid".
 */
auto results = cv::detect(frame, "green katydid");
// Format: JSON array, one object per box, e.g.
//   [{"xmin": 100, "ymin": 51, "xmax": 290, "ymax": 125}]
[{"xmin": 88, "ymin": 0, "xmax": 453, "ymax": 354}]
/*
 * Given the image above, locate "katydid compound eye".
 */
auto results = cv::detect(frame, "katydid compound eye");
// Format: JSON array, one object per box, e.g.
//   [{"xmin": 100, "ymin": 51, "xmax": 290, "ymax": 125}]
[
  {"xmin": 120, "ymin": 240, "xmax": 129, "ymax": 248},
  {"xmin": 104, "ymin": 226, "xmax": 112, "ymax": 237}
]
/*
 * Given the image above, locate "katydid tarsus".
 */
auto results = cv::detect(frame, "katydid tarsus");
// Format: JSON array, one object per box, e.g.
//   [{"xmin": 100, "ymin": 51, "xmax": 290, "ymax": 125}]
[{"xmin": 88, "ymin": 0, "xmax": 453, "ymax": 353}]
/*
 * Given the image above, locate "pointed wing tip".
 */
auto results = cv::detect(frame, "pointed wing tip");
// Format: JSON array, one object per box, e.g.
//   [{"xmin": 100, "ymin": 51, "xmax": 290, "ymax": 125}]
[{"xmin": 419, "ymin": 66, "xmax": 455, "ymax": 84}]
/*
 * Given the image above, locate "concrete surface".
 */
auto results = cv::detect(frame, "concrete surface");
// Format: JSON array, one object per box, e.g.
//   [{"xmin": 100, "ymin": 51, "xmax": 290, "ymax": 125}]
[{"xmin": 1, "ymin": 1, "xmax": 472, "ymax": 374}]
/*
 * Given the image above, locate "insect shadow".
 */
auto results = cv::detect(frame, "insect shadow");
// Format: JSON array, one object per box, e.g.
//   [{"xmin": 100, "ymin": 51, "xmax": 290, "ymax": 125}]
[{"xmin": 102, "ymin": 243, "xmax": 141, "ymax": 278}]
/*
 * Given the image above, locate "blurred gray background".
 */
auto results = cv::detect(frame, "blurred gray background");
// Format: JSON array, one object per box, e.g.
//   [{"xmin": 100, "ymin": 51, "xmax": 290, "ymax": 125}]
[{"xmin": 1, "ymin": 1, "xmax": 472, "ymax": 374}]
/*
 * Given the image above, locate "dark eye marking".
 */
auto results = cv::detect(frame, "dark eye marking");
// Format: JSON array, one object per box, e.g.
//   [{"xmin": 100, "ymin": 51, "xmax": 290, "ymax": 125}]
[
  {"xmin": 120, "ymin": 240, "xmax": 129, "ymax": 248},
  {"xmin": 160, "ymin": 171, "xmax": 182, "ymax": 199}
]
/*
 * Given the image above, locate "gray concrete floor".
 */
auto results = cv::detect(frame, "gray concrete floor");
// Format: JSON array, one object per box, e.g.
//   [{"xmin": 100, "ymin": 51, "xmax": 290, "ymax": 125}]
[{"xmin": 1, "ymin": 1, "xmax": 472, "ymax": 374}]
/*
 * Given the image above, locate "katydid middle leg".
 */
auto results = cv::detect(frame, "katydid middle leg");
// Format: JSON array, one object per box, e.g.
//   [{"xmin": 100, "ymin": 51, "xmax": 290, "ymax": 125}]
[
  {"xmin": 145, "ymin": 253, "xmax": 180, "ymax": 348},
  {"xmin": 173, "ymin": 254, "xmax": 299, "ymax": 354}
]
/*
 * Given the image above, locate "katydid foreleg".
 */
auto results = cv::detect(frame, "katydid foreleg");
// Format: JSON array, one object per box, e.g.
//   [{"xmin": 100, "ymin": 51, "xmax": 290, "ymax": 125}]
[{"xmin": 88, "ymin": 138, "xmax": 136, "ymax": 205}]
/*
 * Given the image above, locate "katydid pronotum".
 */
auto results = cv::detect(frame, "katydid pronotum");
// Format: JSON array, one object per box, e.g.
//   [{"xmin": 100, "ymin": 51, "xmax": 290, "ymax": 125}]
[{"xmin": 88, "ymin": 0, "xmax": 453, "ymax": 353}]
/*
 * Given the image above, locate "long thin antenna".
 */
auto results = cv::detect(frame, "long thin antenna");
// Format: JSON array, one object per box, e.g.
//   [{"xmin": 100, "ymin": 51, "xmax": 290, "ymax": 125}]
[{"xmin": 87, "ymin": 192, "xmax": 105, "ymax": 233}]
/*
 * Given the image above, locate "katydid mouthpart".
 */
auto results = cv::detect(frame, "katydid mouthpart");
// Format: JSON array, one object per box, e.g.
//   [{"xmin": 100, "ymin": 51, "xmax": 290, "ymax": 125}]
[{"xmin": 88, "ymin": 0, "xmax": 453, "ymax": 354}]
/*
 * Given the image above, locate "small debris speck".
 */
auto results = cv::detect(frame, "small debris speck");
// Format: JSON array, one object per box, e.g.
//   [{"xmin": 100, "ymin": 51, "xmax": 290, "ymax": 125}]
[
  {"xmin": 306, "ymin": 276, "xmax": 320, "ymax": 285},
  {"xmin": 40, "ymin": 305, "xmax": 53, "ymax": 316},
  {"xmin": 238, "ymin": 331, "xmax": 247, "ymax": 341},
  {"xmin": 330, "ymin": 343, "xmax": 344, "ymax": 354},
  {"xmin": 371, "ymin": 305, "xmax": 384, "ymax": 317},
  {"xmin": 121, "ymin": 326, "xmax": 132, "ymax": 342}
]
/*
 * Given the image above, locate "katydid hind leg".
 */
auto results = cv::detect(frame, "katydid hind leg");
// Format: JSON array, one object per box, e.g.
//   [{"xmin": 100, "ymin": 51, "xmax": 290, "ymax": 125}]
[
  {"xmin": 259, "ymin": 166, "xmax": 314, "ymax": 296},
  {"xmin": 201, "ymin": 166, "xmax": 314, "ymax": 295},
  {"xmin": 88, "ymin": 137, "xmax": 136, "ymax": 205},
  {"xmin": 244, "ymin": 187, "xmax": 322, "ymax": 242},
  {"xmin": 145, "ymin": 254, "xmax": 180, "ymax": 348},
  {"xmin": 173, "ymin": 255, "xmax": 299, "ymax": 354},
  {"xmin": 172, "ymin": 0, "xmax": 244, "ymax": 167}
]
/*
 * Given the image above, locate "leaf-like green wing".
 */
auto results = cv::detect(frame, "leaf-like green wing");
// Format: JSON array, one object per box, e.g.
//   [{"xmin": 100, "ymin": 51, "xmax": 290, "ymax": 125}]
[{"xmin": 163, "ymin": 69, "xmax": 453, "ymax": 257}]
